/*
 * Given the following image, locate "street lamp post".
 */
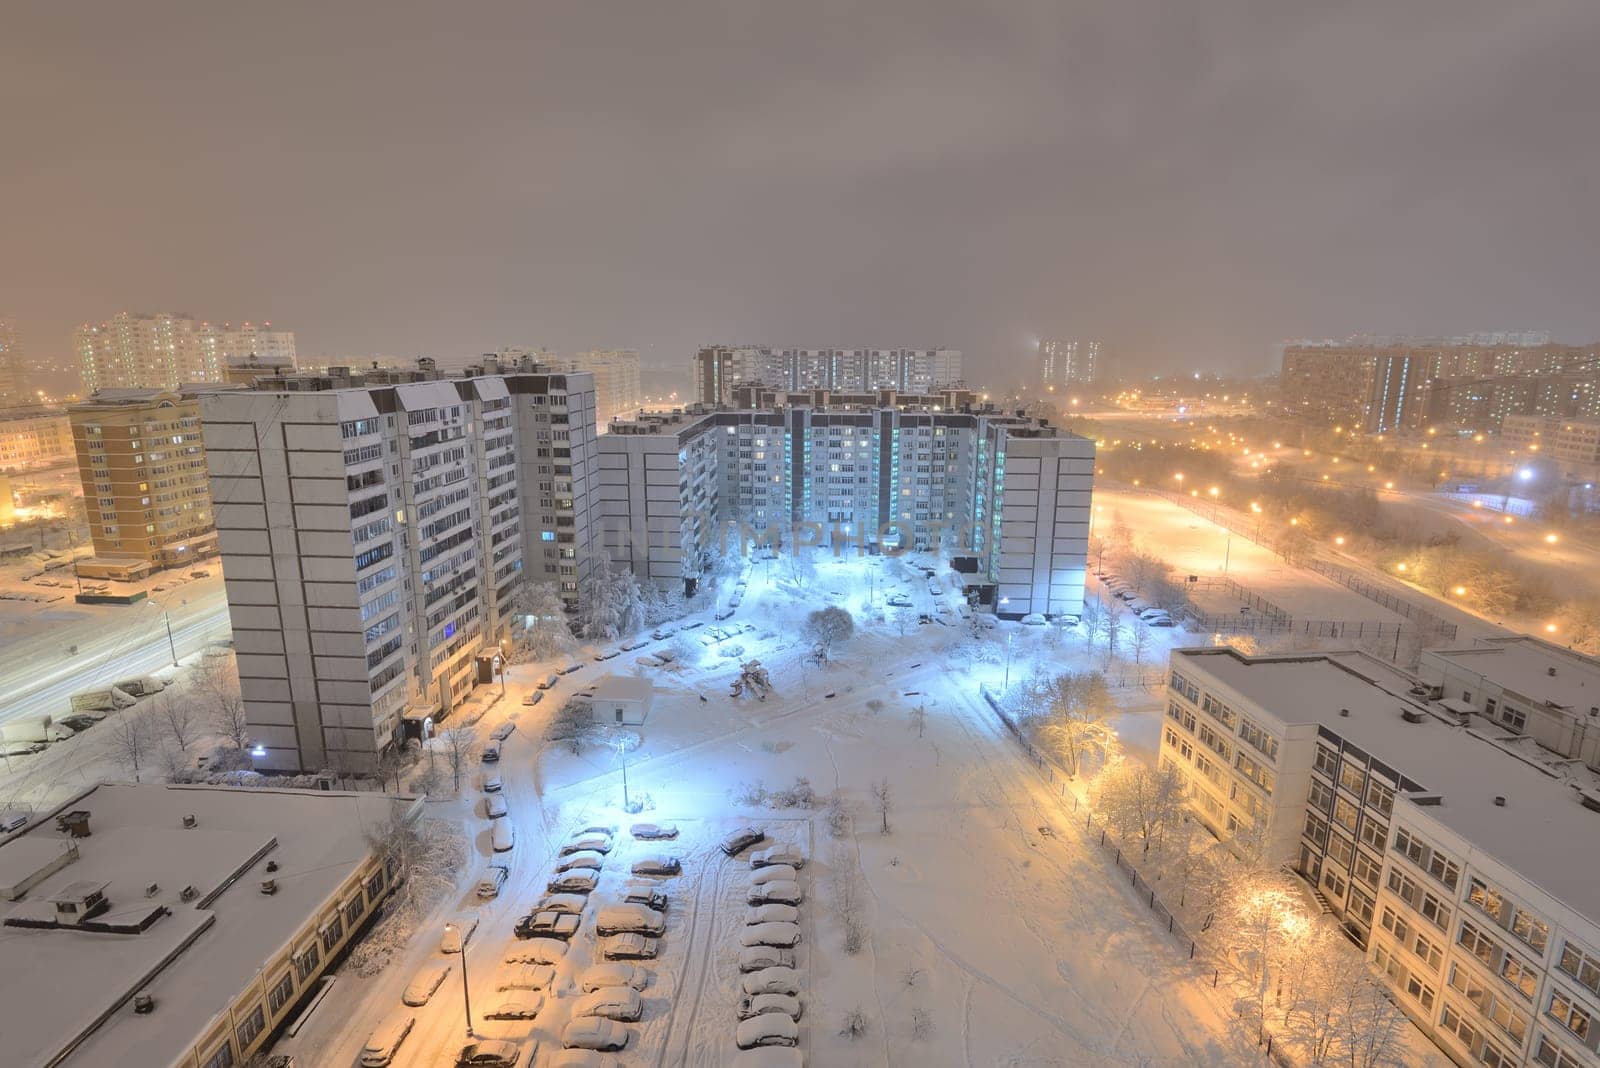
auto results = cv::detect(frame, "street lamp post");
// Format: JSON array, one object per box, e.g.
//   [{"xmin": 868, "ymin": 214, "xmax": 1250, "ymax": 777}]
[
  {"xmin": 1003, "ymin": 631, "xmax": 1015, "ymax": 691},
  {"xmin": 151, "ymin": 601, "xmax": 179, "ymax": 668},
  {"xmin": 445, "ymin": 922, "xmax": 475, "ymax": 1036},
  {"xmin": 617, "ymin": 737, "xmax": 631, "ymax": 812}
]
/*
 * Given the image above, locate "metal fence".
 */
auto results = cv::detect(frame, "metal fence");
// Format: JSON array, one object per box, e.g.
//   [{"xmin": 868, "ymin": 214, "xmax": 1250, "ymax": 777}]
[{"xmin": 1303, "ymin": 558, "xmax": 1458, "ymax": 643}]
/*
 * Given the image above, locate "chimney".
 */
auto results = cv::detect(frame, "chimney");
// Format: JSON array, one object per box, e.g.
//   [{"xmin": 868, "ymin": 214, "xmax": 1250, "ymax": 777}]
[
  {"xmin": 260, "ymin": 879, "xmax": 278, "ymax": 895},
  {"xmin": 1493, "ymin": 795, "xmax": 1507, "ymax": 807},
  {"xmin": 181, "ymin": 814, "xmax": 197, "ymax": 829},
  {"xmin": 133, "ymin": 994, "xmax": 155, "ymax": 1015},
  {"xmin": 1339, "ymin": 708, "xmax": 1351, "ymax": 717}
]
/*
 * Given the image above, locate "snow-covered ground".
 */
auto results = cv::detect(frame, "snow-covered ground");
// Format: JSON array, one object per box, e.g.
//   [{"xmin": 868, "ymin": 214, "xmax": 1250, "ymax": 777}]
[{"xmin": 274, "ymin": 555, "xmax": 1316, "ymax": 1067}]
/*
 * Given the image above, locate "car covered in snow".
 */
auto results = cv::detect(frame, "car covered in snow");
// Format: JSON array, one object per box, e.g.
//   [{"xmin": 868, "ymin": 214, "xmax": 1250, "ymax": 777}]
[
  {"xmin": 494, "ymin": 963, "xmax": 557, "ymax": 991},
  {"xmin": 489, "ymin": 721, "xmax": 516, "ymax": 742},
  {"xmin": 516, "ymin": 910, "xmax": 582, "ymax": 940},
  {"xmin": 747, "ymin": 881, "xmax": 803, "ymax": 906},
  {"xmin": 621, "ymin": 881, "xmax": 668, "ymax": 912},
  {"xmin": 538, "ymin": 672, "xmax": 560, "ymax": 690},
  {"xmin": 402, "ymin": 962, "xmax": 451, "ymax": 1006},
  {"xmin": 562, "ymin": 1017, "xmax": 629, "ymax": 1052},
  {"xmin": 359, "ymin": 1013, "xmax": 416, "ymax": 1066},
  {"xmin": 751, "ymin": 846, "xmax": 804, "ymax": 872},
  {"xmin": 738, "ymin": 945, "xmax": 795, "ymax": 972},
  {"xmin": 651, "ymin": 625, "xmax": 677, "ymax": 640},
  {"xmin": 748, "ymin": 864, "xmax": 797, "ymax": 886},
  {"xmin": 572, "ymin": 987, "xmax": 643, "ymax": 1022},
  {"xmin": 740, "ymin": 921, "xmax": 801, "ymax": 948},
  {"xmin": 561, "ymin": 832, "xmax": 613, "ymax": 856},
  {"xmin": 1148, "ymin": 616, "xmax": 1177, "ymax": 627},
  {"xmin": 558, "ymin": 659, "xmax": 584, "ymax": 675},
  {"xmin": 737, "ymin": 992, "xmax": 802, "ymax": 1021},
  {"xmin": 630, "ymin": 853, "xmax": 681, "ymax": 876},
  {"xmin": 481, "ymin": 773, "xmax": 503, "ymax": 793},
  {"xmin": 629, "ymin": 821, "xmax": 678, "ymax": 840},
  {"xmin": 600, "ymin": 933, "xmax": 660, "ymax": 960},
  {"xmin": 546, "ymin": 869, "xmax": 599, "ymax": 894},
  {"xmin": 740, "ymin": 966, "xmax": 800, "ymax": 997},
  {"xmin": 537, "ymin": 892, "xmax": 589, "ymax": 915},
  {"xmin": 486, "ymin": 794, "xmax": 509, "ymax": 819},
  {"xmin": 886, "ymin": 594, "xmax": 912, "ymax": 607},
  {"xmin": 503, "ymin": 938, "xmax": 567, "ymax": 965},
  {"xmin": 745, "ymin": 903, "xmax": 799, "ymax": 925},
  {"xmin": 484, "ymin": 992, "xmax": 544, "ymax": 1020},
  {"xmin": 595, "ymin": 903, "xmax": 666, "ymax": 936},
  {"xmin": 736, "ymin": 1014, "xmax": 800, "ymax": 1049},
  {"xmin": 1019, "ymin": 612, "xmax": 1047, "ymax": 626},
  {"xmin": 620, "ymin": 638, "xmax": 650, "ymax": 651},
  {"xmin": 721, "ymin": 826, "xmax": 767, "ymax": 856},
  {"xmin": 521, "ymin": 690, "xmax": 544, "ymax": 707},
  {"xmin": 491, "ymin": 820, "xmax": 515, "ymax": 853},
  {"xmin": 593, "ymin": 647, "xmax": 621, "ymax": 661},
  {"xmin": 481, "ymin": 740, "xmax": 501, "ymax": 763},
  {"xmin": 441, "ymin": 912, "xmax": 479, "ymax": 953},
  {"xmin": 556, "ymin": 849, "xmax": 606, "ymax": 872},
  {"xmin": 455, "ymin": 1039, "xmax": 523, "ymax": 1067},
  {"xmin": 475, "ymin": 865, "xmax": 509, "ymax": 899},
  {"xmin": 580, "ymin": 963, "xmax": 650, "ymax": 992}
]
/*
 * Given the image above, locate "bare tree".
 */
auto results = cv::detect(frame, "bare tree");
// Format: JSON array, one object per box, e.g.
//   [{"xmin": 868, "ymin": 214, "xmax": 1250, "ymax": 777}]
[
  {"xmin": 829, "ymin": 842, "xmax": 867, "ymax": 953},
  {"xmin": 1101, "ymin": 599, "xmax": 1126, "ymax": 666},
  {"xmin": 193, "ymin": 652, "xmax": 249, "ymax": 750},
  {"xmin": 154, "ymin": 691, "xmax": 200, "ymax": 755},
  {"xmin": 908, "ymin": 703, "xmax": 927, "ymax": 738},
  {"xmin": 107, "ymin": 706, "xmax": 155, "ymax": 782},
  {"xmin": 804, "ymin": 606, "xmax": 855, "ymax": 661},
  {"xmin": 1078, "ymin": 597, "xmax": 1103, "ymax": 653},
  {"xmin": 376, "ymin": 746, "xmax": 410, "ymax": 793},
  {"xmin": 870, "ymin": 777, "xmax": 892, "ymax": 834},
  {"xmin": 437, "ymin": 725, "xmax": 479, "ymax": 793},
  {"xmin": 1130, "ymin": 616, "xmax": 1152, "ymax": 666}
]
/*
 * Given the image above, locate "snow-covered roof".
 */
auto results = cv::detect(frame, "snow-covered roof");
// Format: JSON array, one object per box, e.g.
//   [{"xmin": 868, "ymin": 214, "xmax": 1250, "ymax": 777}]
[
  {"xmin": 1175, "ymin": 648, "xmax": 1600, "ymax": 926},
  {"xmin": 1423, "ymin": 637, "xmax": 1600, "ymax": 713},
  {"xmin": 0, "ymin": 783, "xmax": 414, "ymax": 1068},
  {"xmin": 593, "ymin": 674, "xmax": 653, "ymax": 704}
]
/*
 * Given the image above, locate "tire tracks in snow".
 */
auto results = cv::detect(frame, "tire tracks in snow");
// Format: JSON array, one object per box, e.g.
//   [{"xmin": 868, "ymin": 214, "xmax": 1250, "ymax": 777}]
[{"xmin": 657, "ymin": 845, "xmax": 729, "ymax": 1067}]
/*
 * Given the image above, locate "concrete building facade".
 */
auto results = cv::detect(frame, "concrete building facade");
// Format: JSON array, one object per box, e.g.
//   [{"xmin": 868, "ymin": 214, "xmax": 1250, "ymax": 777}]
[
  {"xmin": 694, "ymin": 346, "xmax": 963, "ymax": 405},
  {"xmin": 200, "ymin": 358, "xmax": 595, "ymax": 771},
  {"xmin": 75, "ymin": 312, "xmax": 295, "ymax": 394},
  {"xmin": 0, "ymin": 405, "xmax": 74, "ymax": 471},
  {"xmin": 0, "ymin": 317, "xmax": 25, "ymax": 403},
  {"xmin": 1161, "ymin": 648, "xmax": 1600, "ymax": 1068},
  {"xmin": 1037, "ymin": 339, "xmax": 1101, "ymax": 388},
  {"xmin": 67, "ymin": 390, "xmax": 217, "ymax": 568}
]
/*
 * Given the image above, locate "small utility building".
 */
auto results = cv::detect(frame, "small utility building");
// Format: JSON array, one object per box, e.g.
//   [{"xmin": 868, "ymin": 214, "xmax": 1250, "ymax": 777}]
[{"xmin": 591, "ymin": 675, "xmax": 653, "ymax": 726}]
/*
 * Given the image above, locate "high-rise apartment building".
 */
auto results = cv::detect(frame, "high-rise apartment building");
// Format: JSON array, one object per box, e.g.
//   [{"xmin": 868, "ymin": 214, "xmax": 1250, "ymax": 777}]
[
  {"xmin": 1037, "ymin": 339, "xmax": 1101, "ymax": 389},
  {"xmin": 75, "ymin": 312, "xmax": 295, "ymax": 394},
  {"xmin": 1161, "ymin": 647, "xmax": 1600, "ymax": 1068},
  {"xmin": 0, "ymin": 318, "xmax": 25, "ymax": 403},
  {"xmin": 67, "ymin": 389, "xmax": 217, "ymax": 568},
  {"xmin": 1279, "ymin": 338, "xmax": 1600, "ymax": 434},
  {"xmin": 694, "ymin": 346, "xmax": 963, "ymax": 405},
  {"xmin": 598, "ymin": 387, "xmax": 1093, "ymax": 619},
  {"xmin": 1501, "ymin": 416, "xmax": 1600, "ymax": 480},
  {"xmin": 200, "ymin": 357, "xmax": 597, "ymax": 772},
  {"xmin": 0, "ymin": 405, "xmax": 74, "ymax": 471},
  {"xmin": 531, "ymin": 349, "xmax": 641, "ymax": 429}
]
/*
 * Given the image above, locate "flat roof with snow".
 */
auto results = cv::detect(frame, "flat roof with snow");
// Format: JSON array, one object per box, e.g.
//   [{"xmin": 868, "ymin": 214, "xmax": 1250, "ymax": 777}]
[
  {"xmin": 0, "ymin": 783, "xmax": 412, "ymax": 1068},
  {"xmin": 1423, "ymin": 636, "xmax": 1600, "ymax": 714},
  {"xmin": 1175, "ymin": 648, "xmax": 1600, "ymax": 926},
  {"xmin": 592, "ymin": 675, "xmax": 653, "ymax": 704}
]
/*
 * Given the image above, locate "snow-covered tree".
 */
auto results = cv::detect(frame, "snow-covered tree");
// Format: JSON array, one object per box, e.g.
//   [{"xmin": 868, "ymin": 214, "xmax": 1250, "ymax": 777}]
[
  {"xmin": 350, "ymin": 810, "xmax": 467, "ymax": 976},
  {"xmin": 513, "ymin": 580, "xmax": 575, "ymax": 659},
  {"xmin": 1091, "ymin": 759, "xmax": 1185, "ymax": 853},
  {"xmin": 1032, "ymin": 671, "xmax": 1116, "ymax": 776},
  {"xmin": 192, "ymin": 651, "xmax": 249, "ymax": 750},
  {"xmin": 804, "ymin": 606, "xmax": 855, "ymax": 661},
  {"xmin": 1224, "ymin": 873, "xmax": 1313, "ymax": 1031},
  {"xmin": 107, "ymin": 705, "xmax": 156, "ymax": 782},
  {"xmin": 436, "ymin": 725, "xmax": 478, "ymax": 793},
  {"xmin": 1130, "ymin": 616, "xmax": 1153, "ymax": 666},
  {"xmin": 580, "ymin": 554, "xmax": 646, "ymax": 640}
]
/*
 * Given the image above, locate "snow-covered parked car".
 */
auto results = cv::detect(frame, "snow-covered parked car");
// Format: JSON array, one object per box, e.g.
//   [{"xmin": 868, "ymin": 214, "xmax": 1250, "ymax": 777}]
[
  {"xmin": 562, "ymin": 1017, "xmax": 629, "ymax": 1052},
  {"xmin": 455, "ymin": 1039, "xmax": 522, "ymax": 1068},
  {"xmin": 738, "ymin": 945, "xmax": 795, "ymax": 972},
  {"xmin": 562, "ymin": 832, "xmax": 613, "ymax": 855},
  {"xmin": 748, "ymin": 864, "xmax": 797, "ymax": 887},
  {"xmin": 537, "ymin": 893, "xmax": 588, "ymax": 915},
  {"xmin": 736, "ymin": 1014, "xmax": 800, "ymax": 1049},
  {"xmin": 489, "ymin": 722, "xmax": 516, "ymax": 742},
  {"xmin": 486, "ymin": 794, "xmax": 509, "ymax": 819},
  {"xmin": 481, "ymin": 740, "xmax": 501, "ymax": 763},
  {"xmin": 441, "ymin": 913, "xmax": 479, "ymax": 953},
  {"xmin": 494, "ymin": 963, "xmax": 557, "ymax": 991},
  {"xmin": 522, "ymin": 690, "xmax": 544, "ymax": 707},
  {"xmin": 886, "ymin": 595, "xmax": 912, "ymax": 607},
  {"xmin": 481, "ymin": 773, "xmax": 503, "ymax": 793},
  {"xmin": 740, "ymin": 966, "xmax": 800, "ymax": 997},
  {"xmin": 600, "ymin": 933, "xmax": 660, "ymax": 960},
  {"xmin": 741, "ymin": 921, "xmax": 801, "ymax": 948},
  {"xmin": 1148, "ymin": 616, "xmax": 1177, "ymax": 627},
  {"xmin": 556, "ymin": 849, "xmax": 606, "ymax": 872},
  {"xmin": 1019, "ymin": 613, "xmax": 1048, "ymax": 626},
  {"xmin": 580, "ymin": 963, "xmax": 650, "ymax": 992},
  {"xmin": 538, "ymin": 672, "xmax": 560, "ymax": 690},
  {"xmin": 476, "ymin": 864, "xmax": 509, "ymax": 899},
  {"xmin": 745, "ymin": 903, "xmax": 799, "ymax": 925},
  {"xmin": 595, "ymin": 903, "xmax": 666, "ymax": 937},
  {"xmin": 503, "ymin": 938, "xmax": 568, "ymax": 965},
  {"xmin": 547, "ymin": 869, "xmax": 599, "ymax": 894},
  {"xmin": 749, "ymin": 845, "xmax": 805, "ymax": 870},
  {"xmin": 484, "ymin": 992, "xmax": 544, "ymax": 1020},
  {"xmin": 620, "ymin": 638, "xmax": 650, "ymax": 651},
  {"xmin": 631, "ymin": 853, "xmax": 680, "ymax": 876},
  {"xmin": 359, "ymin": 1013, "xmax": 416, "ymax": 1067},
  {"xmin": 651, "ymin": 625, "xmax": 677, "ymax": 640},
  {"xmin": 747, "ymin": 881, "xmax": 803, "ymax": 906},
  {"xmin": 402, "ymin": 962, "xmax": 451, "ymax": 1006},
  {"xmin": 737, "ymin": 992, "xmax": 802, "ymax": 1021},
  {"xmin": 517, "ymin": 910, "xmax": 582, "ymax": 940},
  {"xmin": 621, "ymin": 880, "xmax": 668, "ymax": 912},
  {"xmin": 630, "ymin": 821, "xmax": 678, "ymax": 840},
  {"xmin": 558, "ymin": 659, "xmax": 584, "ymax": 675},
  {"xmin": 491, "ymin": 820, "xmax": 515, "ymax": 853},
  {"xmin": 721, "ymin": 826, "xmax": 766, "ymax": 855},
  {"xmin": 572, "ymin": 987, "xmax": 643, "ymax": 1022}
]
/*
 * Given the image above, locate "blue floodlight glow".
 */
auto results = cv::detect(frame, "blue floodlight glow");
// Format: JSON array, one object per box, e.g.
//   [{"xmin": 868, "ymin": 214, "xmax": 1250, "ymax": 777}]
[
  {"xmin": 250, "ymin": 744, "xmax": 267, "ymax": 758},
  {"xmin": 1518, "ymin": 468, "xmax": 1534, "ymax": 481}
]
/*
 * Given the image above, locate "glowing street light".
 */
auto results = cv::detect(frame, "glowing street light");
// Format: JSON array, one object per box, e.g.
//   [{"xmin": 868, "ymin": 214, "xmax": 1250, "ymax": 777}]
[
  {"xmin": 1545, "ymin": 533, "xmax": 1560, "ymax": 545},
  {"xmin": 1453, "ymin": 585, "xmax": 1468, "ymax": 597},
  {"xmin": 1546, "ymin": 623, "xmax": 1559, "ymax": 634},
  {"xmin": 1396, "ymin": 563, "xmax": 1408, "ymax": 572},
  {"xmin": 1334, "ymin": 536, "xmax": 1346, "ymax": 546}
]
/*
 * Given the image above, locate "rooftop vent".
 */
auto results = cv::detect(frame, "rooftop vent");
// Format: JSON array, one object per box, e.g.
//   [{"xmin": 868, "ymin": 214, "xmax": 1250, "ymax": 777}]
[
  {"xmin": 56, "ymin": 811, "xmax": 91, "ymax": 837},
  {"xmin": 1339, "ymin": 708, "xmax": 1351, "ymax": 717},
  {"xmin": 1580, "ymin": 790, "xmax": 1600, "ymax": 813},
  {"xmin": 143, "ymin": 883, "xmax": 159, "ymax": 898},
  {"xmin": 1409, "ymin": 793, "xmax": 1444, "ymax": 806},
  {"xmin": 178, "ymin": 885, "xmax": 197, "ymax": 903},
  {"xmin": 181, "ymin": 814, "xmax": 197, "ymax": 829},
  {"xmin": 1401, "ymin": 708, "xmax": 1427, "ymax": 724},
  {"xmin": 1549, "ymin": 667, "xmax": 1558, "ymax": 677},
  {"xmin": 133, "ymin": 994, "xmax": 154, "ymax": 1015},
  {"xmin": 1494, "ymin": 795, "xmax": 1507, "ymax": 807},
  {"xmin": 265, "ymin": 860, "xmax": 279, "ymax": 873},
  {"xmin": 260, "ymin": 879, "xmax": 278, "ymax": 896}
]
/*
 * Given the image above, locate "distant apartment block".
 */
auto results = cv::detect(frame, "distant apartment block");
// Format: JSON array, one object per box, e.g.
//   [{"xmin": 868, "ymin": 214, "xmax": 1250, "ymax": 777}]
[
  {"xmin": 1162, "ymin": 647, "xmax": 1600, "ymax": 1068},
  {"xmin": 598, "ymin": 387, "xmax": 1093, "ymax": 619},
  {"xmin": 0, "ymin": 317, "xmax": 25, "ymax": 403},
  {"xmin": 694, "ymin": 345, "xmax": 963, "ymax": 405},
  {"xmin": 0, "ymin": 783, "xmax": 418, "ymax": 1068},
  {"xmin": 0, "ymin": 404, "xmax": 74, "ymax": 471},
  {"xmin": 543, "ymin": 349, "xmax": 642, "ymax": 429},
  {"xmin": 75, "ymin": 312, "xmax": 295, "ymax": 393},
  {"xmin": 67, "ymin": 389, "xmax": 217, "ymax": 569},
  {"xmin": 1279, "ymin": 338, "xmax": 1600, "ymax": 434},
  {"xmin": 1501, "ymin": 416, "xmax": 1600, "ymax": 480},
  {"xmin": 1037, "ymin": 339, "xmax": 1101, "ymax": 389},
  {"xmin": 200, "ymin": 357, "xmax": 597, "ymax": 772}
]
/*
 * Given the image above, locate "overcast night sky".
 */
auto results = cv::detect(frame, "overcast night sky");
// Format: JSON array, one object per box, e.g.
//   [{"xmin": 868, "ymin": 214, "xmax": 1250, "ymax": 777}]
[{"xmin": 4, "ymin": 2, "xmax": 1599, "ymax": 383}]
